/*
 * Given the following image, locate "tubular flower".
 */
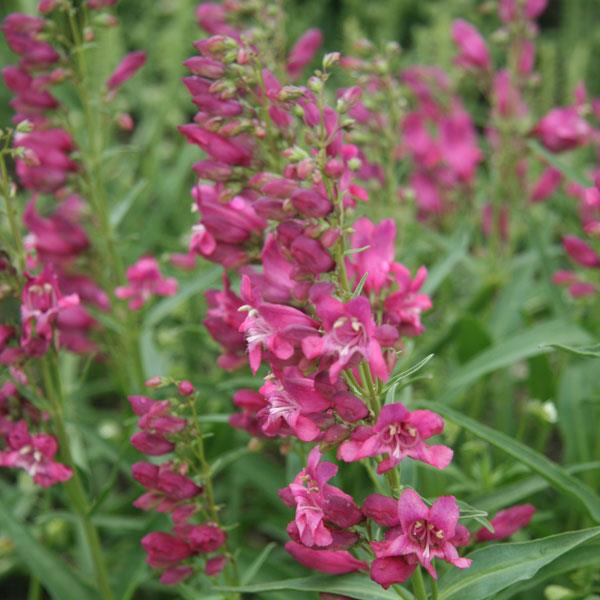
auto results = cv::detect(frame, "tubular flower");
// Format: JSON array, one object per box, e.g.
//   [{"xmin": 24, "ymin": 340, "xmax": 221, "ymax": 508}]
[
  {"xmin": 371, "ymin": 489, "xmax": 471, "ymax": 580},
  {"xmin": 338, "ymin": 403, "xmax": 453, "ymax": 473}
]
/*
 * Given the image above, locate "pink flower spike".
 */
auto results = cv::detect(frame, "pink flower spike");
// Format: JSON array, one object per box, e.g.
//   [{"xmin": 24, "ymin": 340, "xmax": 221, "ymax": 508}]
[
  {"xmin": 476, "ymin": 504, "xmax": 535, "ymax": 542},
  {"xmin": 106, "ymin": 51, "xmax": 146, "ymax": 92},
  {"xmin": 285, "ymin": 542, "xmax": 367, "ymax": 574},
  {"xmin": 563, "ymin": 236, "xmax": 600, "ymax": 268},
  {"xmin": 286, "ymin": 29, "xmax": 323, "ymax": 80}
]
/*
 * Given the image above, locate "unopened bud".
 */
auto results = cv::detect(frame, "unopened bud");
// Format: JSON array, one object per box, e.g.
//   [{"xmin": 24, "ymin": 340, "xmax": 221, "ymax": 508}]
[{"xmin": 323, "ymin": 52, "xmax": 341, "ymax": 70}]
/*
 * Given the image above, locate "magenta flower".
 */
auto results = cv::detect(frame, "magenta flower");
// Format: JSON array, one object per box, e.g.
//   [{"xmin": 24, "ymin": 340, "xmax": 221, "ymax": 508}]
[
  {"xmin": 452, "ymin": 20, "xmax": 491, "ymax": 71},
  {"xmin": 476, "ymin": 504, "xmax": 535, "ymax": 542},
  {"xmin": 338, "ymin": 403, "xmax": 452, "ymax": 473},
  {"xmin": 533, "ymin": 107, "xmax": 591, "ymax": 153},
  {"xmin": 129, "ymin": 396, "xmax": 186, "ymax": 456},
  {"xmin": 383, "ymin": 265, "xmax": 431, "ymax": 337},
  {"xmin": 116, "ymin": 256, "xmax": 178, "ymax": 310},
  {"xmin": 141, "ymin": 531, "xmax": 193, "ymax": 569},
  {"xmin": 563, "ymin": 235, "xmax": 600, "ymax": 268},
  {"xmin": 530, "ymin": 167, "xmax": 562, "ymax": 203},
  {"xmin": 204, "ymin": 274, "xmax": 246, "ymax": 370},
  {"xmin": 0, "ymin": 420, "xmax": 72, "ymax": 487},
  {"xmin": 302, "ymin": 295, "xmax": 389, "ymax": 382},
  {"xmin": 14, "ymin": 129, "xmax": 78, "ymax": 193},
  {"xmin": 285, "ymin": 541, "xmax": 367, "ymax": 574},
  {"xmin": 279, "ymin": 448, "xmax": 361, "ymax": 547},
  {"xmin": 132, "ymin": 462, "xmax": 202, "ymax": 512},
  {"xmin": 229, "ymin": 388, "xmax": 268, "ymax": 437},
  {"xmin": 20, "ymin": 267, "xmax": 79, "ymax": 356},
  {"xmin": 286, "ymin": 28, "xmax": 323, "ymax": 80},
  {"xmin": 106, "ymin": 51, "xmax": 146, "ymax": 92},
  {"xmin": 348, "ymin": 218, "xmax": 396, "ymax": 295},
  {"xmin": 371, "ymin": 489, "xmax": 471, "ymax": 579},
  {"xmin": 239, "ymin": 275, "xmax": 318, "ymax": 373},
  {"xmin": 499, "ymin": 0, "xmax": 548, "ymax": 22},
  {"xmin": 258, "ymin": 369, "xmax": 330, "ymax": 442}
]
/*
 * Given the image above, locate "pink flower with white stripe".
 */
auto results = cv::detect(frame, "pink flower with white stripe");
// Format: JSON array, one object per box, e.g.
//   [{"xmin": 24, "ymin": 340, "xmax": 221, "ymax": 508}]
[
  {"xmin": 371, "ymin": 489, "xmax": 471, "ymax": 579},
  {"xmin": 338, "ymin": 403, "xmax": 452, "ymax": 473},
  {"xmin": 302, "ymin": 295, "xmax": 389, "ymax": 383}
]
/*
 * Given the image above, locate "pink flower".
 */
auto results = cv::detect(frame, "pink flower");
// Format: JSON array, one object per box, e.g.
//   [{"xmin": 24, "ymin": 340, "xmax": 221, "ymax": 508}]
[
  {"xmin": 258, "ymin": 369, "xmax": 329, "ymax": 442},
  {"xmin": 286, "ymin": 29, "xmax": 323, "ymax": 80},
  {"xmin": 204, "ymin": 275, "xmax": 246, "ymax": 370},
  {"xmin": 2, "ymin": 13, "xmax": 59, "ymax": 68},
  {"xmin": 371, "ymin": 489, "xmax": 471, "ymax": 579},
  {"xmin": 347, "ymin": 218, "xmax": 396, "ymax": 295},
  {"xmin": 129, "ymin": 396, "xmax": 186, "ymax": 456},
  {"xmin": 205, "ymin": 555, "xmax": 227, "ymax": 576},
  {"xmin": 338, "ymin": 403, "xmax": 452, "ymax": 473},
  {"xmin": 23, "ymin": 197, "xmax": 89, "ymax": 263},
  {"xmin": 88, "ymin": 0, "xmax": 118, "ymax": 9},
  {"xmin": 370, "ymin": 555, "xmax": 415, "ymax": 588},
  {"xmin": 285, "ymin": 542, "xmax": 367, "ymax": 574},
  {"xmin": 229, "ymin": 388, "xmax": 268, "ymax": 437},
  {"xmin": 533, "ymin": 107, "xmax": 591, "ymax": 153},
  {"xmin": 279, "ymin": 448, "xmax": 362, "ymax": 547},
  {"xmin": 132, "ymin": 462, "xmax": 202, "ymax": 512},
  {"xmin": 106, "ymin": 51, "xmax": 146, "ymax": 91},
  {"xmin": 563, "ymin": 235, "xmax": 600, "ymax": 268},
  {"xmin": 180, "ymin": 124, "xmax": 252, "ymax": 166},
  {"xmin": 185, "ymin": 523, "xmax": 227, "ymax": 553},
  {"xmin": 452, "ymin": 20, "xmax": 491, "ymax": 71},
  {"xmin": 530, "ymin": 167, "xmax": 561, "ymax": 203},
  {"xmin": 0, "ymin": 420, "xmax": 72, "ymax": 487},
  {"xmin": 14, "ymin": 129, "xmax": 78, "ymax": 193},
  {"xmin": 116, "ymin": 257, "xmax": 178, "ymax": 310},
  {"xmin": 302, "ymin": 295, "xmax": 389, "ymax": 382},
  {"xmin": 239, "ymin": 275, "xmax": 318, "ymax": 373},
  {"xmin": 476, "ymin": 504, "xmax": 535, "ymax": 542},
  {"xmin": 159, "ymin": 565, "xmax": 193, "ymax": 585},
  {"xmin": 383, "ymin": 265, "xmax": 431, "ymax": 337},
  {"xmin": 499, "ymin": 0, "xmax": 547, "ymax": 22},
  {"xmin": 20, "ymin": 267, "xmax": 79, "ymax": 356},
  {"xmin": 141, "ymin": 531, "xmax": 193, "ymax": 569}
]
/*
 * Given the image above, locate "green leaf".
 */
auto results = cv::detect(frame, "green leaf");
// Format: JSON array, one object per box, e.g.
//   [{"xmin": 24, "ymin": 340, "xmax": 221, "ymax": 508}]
[
  {"xmin": 110, "ymin": 179, "xmax": 148, "ymax": 228},
  {"xmin": 414, "ymin": 401, "xmax": 600, "ymax": 522},
  {"xmin": 547, "ymin": 342, "xmax": 600, "ymax": 358},
  {"xmin": 528, "ymin": 140, "xmax": 592, "ymax": 187},
  {"xmin": 0, "ymin": 502, "xmax": 94, "ymax": 600},
  {"xmin": 471, "ymin": 462, "xmax": 600, "ymax": 513},
  {"xmin": 438, "ymin": 527, "xmax": 600, "ymax": 600},
  {"xmin": 494, "ymin": 542, "xmax": 600, "ymax": 599},
  {"xmin": 217, "ymin": 573, "xmax": 412, "ymax": 599},
  {"xmin": 422, "ymin": 231, "xmax": 469, "ymax": 295},
  {"xmin": 144, "ymin": 266, "xmax": 221, "ymax": 327},
  {"xmin": 352, "ymin": 272, "xmax": 369, "ymax": 298},
  {"xmin": 241, "ymin": 542, "xmax": 277, "ymax": 584},
  {"xmin": 444, "ymin": 319, "xmax": 592, "ymax": 395}
]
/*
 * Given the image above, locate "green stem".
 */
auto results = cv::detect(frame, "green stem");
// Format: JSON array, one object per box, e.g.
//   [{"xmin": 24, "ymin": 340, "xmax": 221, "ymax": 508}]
[
  {"xmin": 27, "ymin": 576, "xmax": 41, "ymax": 600},
  {"xmin": 189, "ymin": 397, "xmax": 240, "ymax": 597},
  {"xmin": 411, "ymin": 566, "xmax": 429, "ymax": 600},
  {"xmin": 67, "ymin": 5, "xmax": 144, "ymax": 391},
  {"xmin": 431, "ymin": 577, "xmax": 439, "ymax": 600},
  {"xmin": 393, "ymin": 584, "xmax": 413, "ymax": 600},
  {"xmin": 41, "ymin": 354, "xmax": 113, "ymax": 600},
  {"xmin": 0, "ymin": 149, "xmax": 25, "ymax": 273}
]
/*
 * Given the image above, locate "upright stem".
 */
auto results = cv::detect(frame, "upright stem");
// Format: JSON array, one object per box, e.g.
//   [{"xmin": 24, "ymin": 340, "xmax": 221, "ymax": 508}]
[
  {"xmin": 42, "ymin": 353, "xmax": 113, "ymax": 600},
  {"xmin": 411, "ymin": 566, "xmax": 429, "ymax": 600},
  {"xmin": 189, "ymin": 396, "xmax": 240, "ymax": 597},
  {"xmin": 66, "ymin": 5, "xmax": 144, "ymax": 391},
  {"xmin": 0, "ymin": 148, "xmax": 25, "ymax": 273}
]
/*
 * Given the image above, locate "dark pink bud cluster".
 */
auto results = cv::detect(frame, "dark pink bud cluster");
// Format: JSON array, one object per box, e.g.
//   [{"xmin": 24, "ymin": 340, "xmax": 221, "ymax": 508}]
[{"xmin": 129, "ymin": 384, "xmax": 228, "ymax": 585}]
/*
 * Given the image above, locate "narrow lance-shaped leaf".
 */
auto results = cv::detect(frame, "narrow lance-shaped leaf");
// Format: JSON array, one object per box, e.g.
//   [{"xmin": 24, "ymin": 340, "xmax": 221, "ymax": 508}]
[{"xmin": 414, "ymin": 401, "xmax": 600, "ymax": 522}]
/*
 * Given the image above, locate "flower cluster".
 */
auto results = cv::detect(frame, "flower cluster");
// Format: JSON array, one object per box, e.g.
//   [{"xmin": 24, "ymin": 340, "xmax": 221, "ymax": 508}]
[{"xmin": 129, "ymin": 384, "xmax": 229, "ymax": 585}]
